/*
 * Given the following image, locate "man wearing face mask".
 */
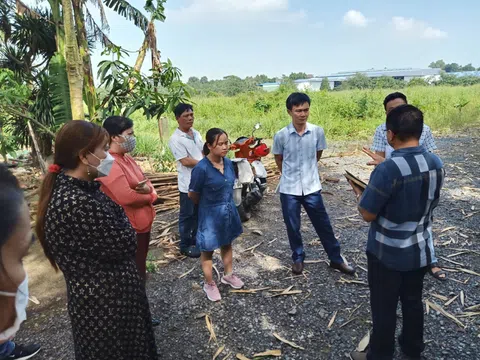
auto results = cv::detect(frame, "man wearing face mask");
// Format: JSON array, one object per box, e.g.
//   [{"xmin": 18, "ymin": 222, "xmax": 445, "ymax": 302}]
[
  {"xmin": 0, "ymin": 164, "xmax": 41, "ymax": 359},
  {"xmin": 35, "ymin": 121, "xmax": 158, "ymax": 359}
]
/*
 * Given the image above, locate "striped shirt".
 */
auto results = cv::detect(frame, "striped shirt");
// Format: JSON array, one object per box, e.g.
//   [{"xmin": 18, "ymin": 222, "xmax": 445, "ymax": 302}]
[
  {"xmin": 371, "ymin": 123, "xmax": 437, "ymax": 158},
  {"xmin": 359, "ymin": 146, "xmax": 444, "ymax": 271},
  {"xmin": 272, "ymin": 123, "xmax": 327, "ymax": 196}
]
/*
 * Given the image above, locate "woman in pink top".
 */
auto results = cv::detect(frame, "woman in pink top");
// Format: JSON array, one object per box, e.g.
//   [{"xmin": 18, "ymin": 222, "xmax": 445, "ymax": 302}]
[{"xmin": 98, "ymin": 116, "xmax": 158, "ymax": 282}]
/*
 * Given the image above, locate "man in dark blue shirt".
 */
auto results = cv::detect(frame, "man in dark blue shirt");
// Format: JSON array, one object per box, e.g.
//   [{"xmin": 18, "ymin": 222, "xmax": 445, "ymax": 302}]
[{"xmin": 349, "ymin": 105, "xmax": 444, "ymax": 360}]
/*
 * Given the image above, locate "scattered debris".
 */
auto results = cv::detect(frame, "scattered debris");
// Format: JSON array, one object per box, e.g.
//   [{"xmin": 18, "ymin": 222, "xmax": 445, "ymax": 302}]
[
  {"xmin": 206, "ymin": 315, "xmax": 217, "ymax": 343},
  {"xmin": 213, "ymin": 345, "xmax": 225, "ymax": 360},
  {"xmin": 356, "ymin": 331, "xmax": 370, "ymax": 352},
  {"xmin": 236, "ymin": 354, "xmax": 250, "ymax": 360},
  {"xmin": 252, "ymin": 349, "xmax": 282, "ymax": 357},
  {"xmin": 425, "ymin": 301, "xmax": 466, "ymax": 329},
  {"xmin": 273, "ymin": 333, "xmax": 305, "ymax": 350},
  {"xmin": 178, "ymin": 267, "xmax": 195, "ymax": 279},
  {"xmin": 230, "ymin": 288, "xmax": 270, "ymax": 294},
  {"xmin": 327, "ymin": 311, "xmax": 338, "ymax": 329}
]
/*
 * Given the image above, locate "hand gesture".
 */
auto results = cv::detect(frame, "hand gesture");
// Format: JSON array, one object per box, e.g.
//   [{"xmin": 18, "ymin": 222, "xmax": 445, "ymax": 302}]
[
  {"xmin": 135, "ymin": 181, "xmax": 151, "ymax": 194},
  {"xmin": 362, "ymin": 147, "xmax": 385, "ymax": 166}
]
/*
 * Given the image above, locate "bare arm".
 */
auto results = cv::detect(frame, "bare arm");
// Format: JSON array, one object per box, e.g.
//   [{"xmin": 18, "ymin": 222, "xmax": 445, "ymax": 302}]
[
  {"xmin": 375, "ymin": 151, "xmax": 386, "ymax": 158},
  {"xmin": 316, "ymin": 150, "xmax": 323, "ymax": 161},
  {"xmin": 274, "ymin": 154, "xmax": 283, "ymax": 174},
  {"xmin": 188, "ymin": 191, "xmax": 200, "ymax": 205},
  {"xmin": 179, "ymin": 157, "xmax": 199, "ymax": 168},
  {"xmin": 358, "ymin": 206, "xmax": 377, "ymax": 222}
]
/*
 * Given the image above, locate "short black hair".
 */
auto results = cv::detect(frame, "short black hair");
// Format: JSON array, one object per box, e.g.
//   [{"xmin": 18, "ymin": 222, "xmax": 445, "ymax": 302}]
[
  {"xmin": 174, "ymin": 103, "xmax": 194, "ymax": 118},
  {"xmin": 103, "ymin": 116, "xmax": 134, "ymax": 138},
  {"xmin": 383, "ymin": 92, "xmax": 407, "ymax": 110},
  {"xmin": 386, "ymin": 104, "xmax": 423, "ymax": 142},
  {"xmin": 0, "ymin": 164, "xmax": 24, "ymax": 251},
  {"xmin": 286, "ymin": 92, "xmax": 311, "ymax": 111}
]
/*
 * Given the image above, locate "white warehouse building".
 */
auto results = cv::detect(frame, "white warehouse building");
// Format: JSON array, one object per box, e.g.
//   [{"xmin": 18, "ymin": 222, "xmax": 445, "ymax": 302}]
[{"xmin": 293, "ymin": 68, "xmax": 441, "ymax": 91}]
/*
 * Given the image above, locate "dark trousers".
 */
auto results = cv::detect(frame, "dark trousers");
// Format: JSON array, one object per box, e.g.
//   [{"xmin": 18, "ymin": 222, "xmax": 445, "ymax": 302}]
[
  {"xmin": 136, "ymin": 232, "xmax": 150, "ymax": 281},
  {"xmin": 179, "ymin": 192, "xmax": 198, "ymax": 250},
  {"xmin": 367, "ymin": 252, "xmax": 427, "ymax": 360},
  {"xmin": 280, "ymin": 191, "xmax": 343, "ymax": 264}
]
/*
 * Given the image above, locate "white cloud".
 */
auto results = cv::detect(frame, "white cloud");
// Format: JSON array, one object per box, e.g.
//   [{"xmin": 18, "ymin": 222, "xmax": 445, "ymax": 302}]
[
  {"xmin": 392, "ymin": 16, "xmax": 447, "ymax": 39},
  {"xmin": 343, "ymin": 10, "xmax": 368, "ymax": 27},
  {"xmin": 167, "ymin": 0, "xmax": 305, "ymax": 23}
]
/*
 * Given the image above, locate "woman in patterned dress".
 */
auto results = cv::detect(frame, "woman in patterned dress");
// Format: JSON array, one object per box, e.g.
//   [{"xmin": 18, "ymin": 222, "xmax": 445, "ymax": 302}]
[{"xmin": 35, "ymin": 121, "xmax": 157, "ymax": 360}]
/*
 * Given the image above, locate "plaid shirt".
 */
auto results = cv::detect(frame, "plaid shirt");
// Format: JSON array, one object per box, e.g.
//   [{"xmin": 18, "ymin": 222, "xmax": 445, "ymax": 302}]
[
  {"xmin": 359, "ymin": 146, "xmax": 444, "ymax": 271},
  {"xmin": 272, "ymin": 122, "xmax": 327, "ymax": 196},
  {"xmin": 371, "ymin": 124, "xmax": 437, "ymax": 158}
]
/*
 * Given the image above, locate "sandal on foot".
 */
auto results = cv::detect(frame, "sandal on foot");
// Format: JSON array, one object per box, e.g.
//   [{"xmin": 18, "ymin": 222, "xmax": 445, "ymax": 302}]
[{"xmin": 429, "ymin": 267, "xmax": 447, "ymax": 281}]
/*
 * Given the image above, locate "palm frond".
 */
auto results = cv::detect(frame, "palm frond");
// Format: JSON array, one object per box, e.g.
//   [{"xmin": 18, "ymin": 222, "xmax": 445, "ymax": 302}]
[
  {"xmin": 102, "ymin": 0, "xmax": 149, "ymax": 32},
  {"xmin": 86, "ymin": 0, "xmax": 109, "ymax": 31},
  {"xmin": 85, "ymin": 6, "xmax": 117, "ymax": 48},
  {"xmin": 48, "ymin": 53, "xmax": 73, "ymax": 127}
]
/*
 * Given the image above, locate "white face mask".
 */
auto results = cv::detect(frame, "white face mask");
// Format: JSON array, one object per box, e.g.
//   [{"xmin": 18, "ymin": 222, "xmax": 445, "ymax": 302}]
[
  {"xmin": 89, "ymin": 152, "xmax": 115, "ymax": 177},
  {"xmin": 0, "ymin": 275, "xmax": 28, "ymax": 342}
]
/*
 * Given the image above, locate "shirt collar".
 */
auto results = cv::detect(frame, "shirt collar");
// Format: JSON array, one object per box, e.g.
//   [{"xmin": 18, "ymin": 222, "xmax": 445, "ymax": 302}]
[
  {"xmin": 175, "ymin": 128, "xmax": 196, "ymax": 140},
  {"xmin": 287, "ymin": 122, "xmax": 312, "ymax": 135},
  {"xmin": 391, "ymin": 145, "xmax": 426, "ymax": 157}
]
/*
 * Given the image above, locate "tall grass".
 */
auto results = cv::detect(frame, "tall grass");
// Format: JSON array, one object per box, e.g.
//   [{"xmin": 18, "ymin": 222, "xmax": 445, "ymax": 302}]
[{"xmin": 131, "ymin": 85, "xmax": 480, "ymax": 170}]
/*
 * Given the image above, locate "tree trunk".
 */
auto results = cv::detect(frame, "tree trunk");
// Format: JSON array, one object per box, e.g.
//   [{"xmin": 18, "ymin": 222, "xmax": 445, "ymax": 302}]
[
  {"xmin": 61, "ymin": 0, "xmax": 84, "ymax": 120},
  {"xmin": 72, "ymin": 0, "xmax": 97, "ymax": 121},
  {"xmin": 48, "ymin": 0, "xmax": 65, "ymax": 54},
  {"xmin": 27, "ymin": 121, "xmax": 47, "ymax": 174}
]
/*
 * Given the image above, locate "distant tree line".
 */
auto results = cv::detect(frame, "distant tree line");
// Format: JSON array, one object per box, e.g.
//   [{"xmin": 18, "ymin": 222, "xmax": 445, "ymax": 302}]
[
  {"xmin": 187, "ymin": 62, "xmax": 480, "ymax": 96},
  {"xmin": 429, "ymin": 60, "xmax": 480, "ymax": 72}
]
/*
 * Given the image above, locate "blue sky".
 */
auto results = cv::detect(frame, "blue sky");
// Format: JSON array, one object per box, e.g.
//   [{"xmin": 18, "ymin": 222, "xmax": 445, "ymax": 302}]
[{"xmin": 29, "ymin": 0, "xmax": 480, "ymax": 80}]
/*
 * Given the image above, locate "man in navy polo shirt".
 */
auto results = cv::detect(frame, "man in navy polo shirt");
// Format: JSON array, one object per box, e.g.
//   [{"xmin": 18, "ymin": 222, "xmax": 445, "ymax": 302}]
[{"xmin": 349, "ymin": 105, "xmax": 444, "ymax": 360}]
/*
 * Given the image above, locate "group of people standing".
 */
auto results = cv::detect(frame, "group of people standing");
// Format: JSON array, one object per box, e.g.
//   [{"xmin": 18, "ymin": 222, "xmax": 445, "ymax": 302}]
[{"xmin": 0, "ymin": 90, "xmax": 444, "ymax": 360}]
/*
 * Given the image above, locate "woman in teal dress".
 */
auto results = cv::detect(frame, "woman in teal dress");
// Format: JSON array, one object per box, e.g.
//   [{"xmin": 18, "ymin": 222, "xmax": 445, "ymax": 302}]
[{"xmin": 188, "ymin": 128, "xmax": 244, "ymax": 302}]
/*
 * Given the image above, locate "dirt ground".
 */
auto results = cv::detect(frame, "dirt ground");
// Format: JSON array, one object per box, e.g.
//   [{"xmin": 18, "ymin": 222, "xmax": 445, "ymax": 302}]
[{"xmin": 15, "ymin": 134, "xmax": 480, "ymax": 360}]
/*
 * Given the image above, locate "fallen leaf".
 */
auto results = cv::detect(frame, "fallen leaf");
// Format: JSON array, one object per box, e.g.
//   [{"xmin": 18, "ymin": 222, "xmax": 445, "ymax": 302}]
[
  {"xmin": 206, "ymin": 315, "xmax": 217, "ymax": 343},
  {"xmin": 230, "ymin": 287, "xmax": 270, "ymax": 294},
  {"xmin": 426, "ymin": 302, "xmax": 430, "ymax": 315},
  {"xmin": 458, "ymin": 268, "xmax": 480, "ymax": 277},
  {"xmin": 465, "ymin": 304, "xmax": 480, "ymax": 311},
  {"xmin": 439, "ymin": 226, "xmax": 456, "ymax": 233},
  {"xmin": 212, "ymin": 264, "xmax": 221, "ymax": 280},
  {"xmin": 252, "ymin": 230, "xmax": 264, "ymax": 236},
  {"xmin": 269, "ymin": 290, "xmax": 303, "ymax": 298},
  {"xmin": 222, "ymin": 352, "xmax": 232, "ymax": 360},
  {"xmin": 273, "ymin": 332, "xmax": 305, "ymax": 350},
  {"xmin": 339, "ymin": 317, "xmax": 357, "ymax": 329},
  {"xmin": 457, "ymin": 312, "xmax": 480, "ymax": 318},
  {"xmin": 356, "ymin": 331, "xmax": 370, "ymax": 352},
  {"xmin": 438, "ymin": 256, "xmax": 465, "ymax": 267},
  {"xmin": 426, "ymin": 300, "xmax": 465, "ymax": 329},
  {"xmin": 304, "ymin": 259, "xmax": 324, "ymax": 264},
  {"xmin": 430, "ymin": 293, "xmax": 449, "ymax": 302},
  {"xmin": 445, "ymin": 295, "xmax": 459, "ymax": 307},
  {"xmin": 236, "ymin": 354, "xmax": 250, "ymax": 360},
  {"xmin": 28, "ymin": 296, "xmax": 40, "ymax": 305},
  {"xmin": 253, "ymin": 349, "xmax": 282, "ymax": 357},
  {"xmin": 349, "ymin": 303, "xmax": 363, "ymax": 319},
  {"xmin": 327, "ymin": 311, "xmax": 338, "ymax": 329},
  {"xmin": 179, "ymin": 267, "xmax": 195, "ymax": 279},
  {"xmin": 460, "ymin": 291, "xmax": 465, "ymax": 307},
  {"xmin": 195, "ymin": 313, "xmax": 207, "ymax": 319},
  {"xmin": 244, "ymin": 241, "xmax": 264, "ymax": 253},
  {"xmin": 213, "ymin": 346, "xmax": 225, "ymax": 360}
]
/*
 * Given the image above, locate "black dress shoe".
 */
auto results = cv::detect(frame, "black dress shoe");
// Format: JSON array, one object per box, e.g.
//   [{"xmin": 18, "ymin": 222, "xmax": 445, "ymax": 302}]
[
  {"xmin": 152, "ymin": 318, "xmax": 161, "ymax": 327},
  {"xmin": 292, "ymin": 262, "xmax": 304, "ymax": 275},
  {"xmin": 330, "ymin": 261, "xmax": 356, "ymax": 275}
]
